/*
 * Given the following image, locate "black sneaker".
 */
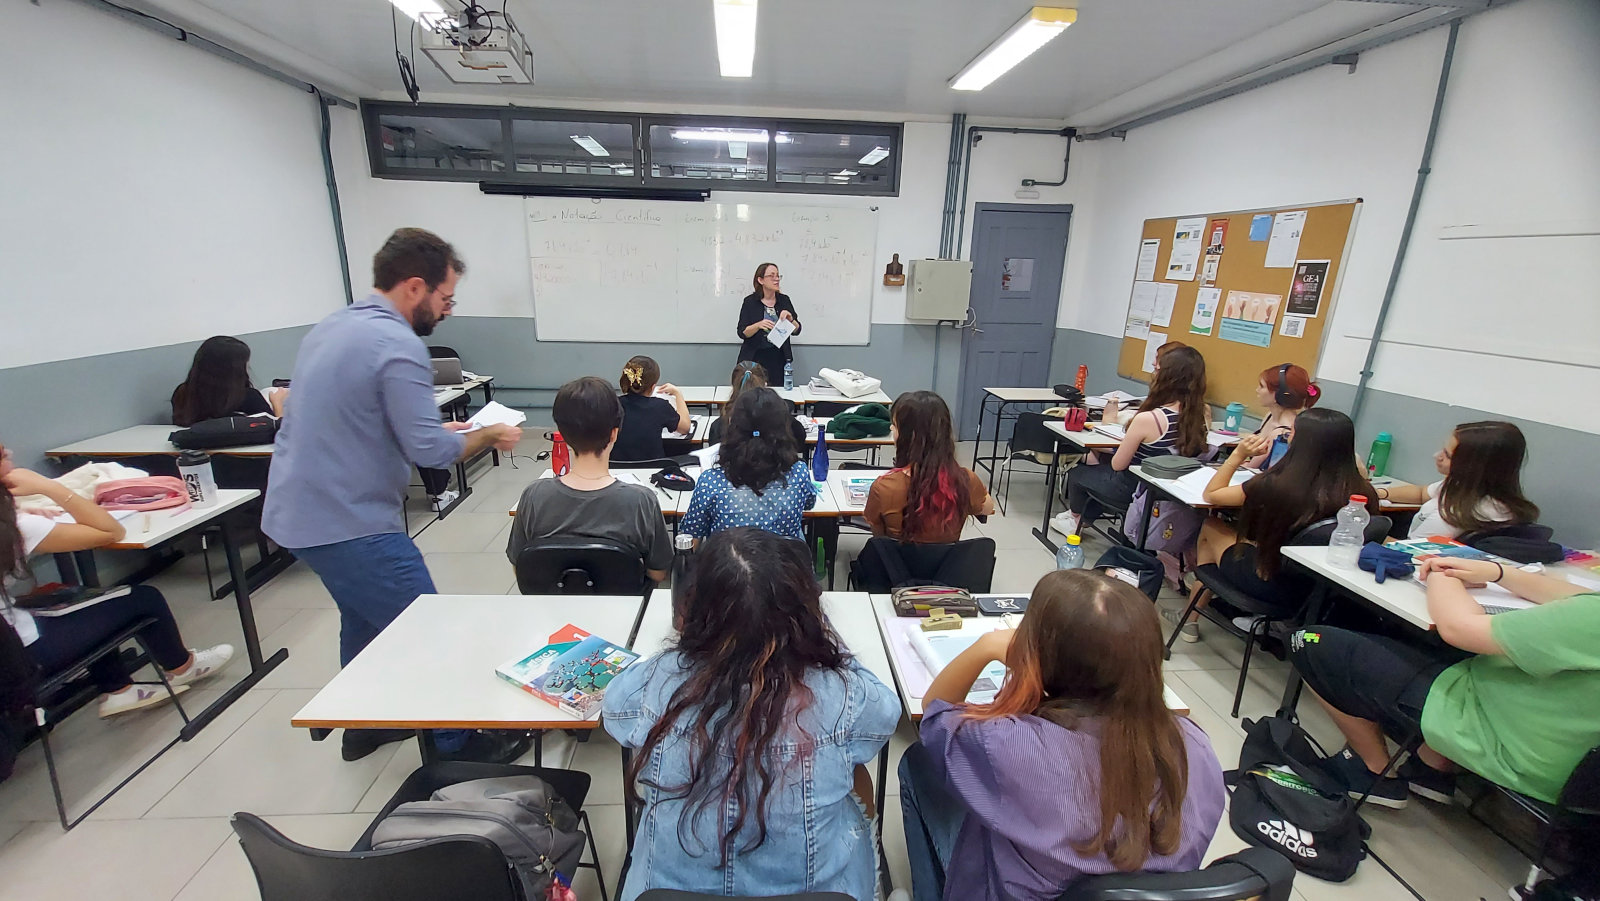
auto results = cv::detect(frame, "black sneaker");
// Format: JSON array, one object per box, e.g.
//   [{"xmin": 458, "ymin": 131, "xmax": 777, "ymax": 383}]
[
  {"xmin": 1400, "ymin": 756, "xmax": 1457, "ymax": 804},
  {"xmin": 1326, "ymin": 747, "xmax": 1408, "ymax": 809},
  {"xmin": 341, "ymin": 728, "xmax": 414, "ymax": 761}
]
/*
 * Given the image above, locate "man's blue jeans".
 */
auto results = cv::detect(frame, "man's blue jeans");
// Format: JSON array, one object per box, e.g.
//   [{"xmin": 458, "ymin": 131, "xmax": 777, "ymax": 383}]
[{"xmin": 291, "ymin": 532, "xmax": 466, "ymax": 751}]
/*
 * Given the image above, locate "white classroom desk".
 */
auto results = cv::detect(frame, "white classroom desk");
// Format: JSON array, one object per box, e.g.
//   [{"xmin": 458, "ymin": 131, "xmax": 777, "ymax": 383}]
[
  {"xmin": 106, "ymin": 488, "xmax": 260, "ymax": 548},
  {"xmin": 509, "ymin": 468, "xmax": 696, "ymax": 517},
  {"xmin": 865, "ymin": 593, "xmax": 1189, "ymax": 719},
  {"xmin": 48, "ymin": 425, "xmax": 274, "ymax": 458},
  {"xmin": 1129, "ymin": 465, "xmax": 1424, "ymax": 513},
  {"xmin": 821, "ymin": 469, "xmax": 891, "ymax": 515},
  {"xmin": 677, "ymin": 385, "xmax": 892, "ymax": 409},
  {"xmin": 1280, "ymin": 546, "xmax": 1434, "ymax": 631}
]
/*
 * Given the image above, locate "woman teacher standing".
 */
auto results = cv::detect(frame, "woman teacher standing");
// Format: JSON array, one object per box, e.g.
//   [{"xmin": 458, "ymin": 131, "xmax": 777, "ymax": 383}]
[{"xmin": 736, "ymin": 262, "xmax": 801, "ymax": 383}]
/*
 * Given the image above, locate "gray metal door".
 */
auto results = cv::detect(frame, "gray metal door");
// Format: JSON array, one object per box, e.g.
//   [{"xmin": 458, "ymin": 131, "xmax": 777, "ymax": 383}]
[{"xmin": 957, "ymin": 205, "xmax": 1071, "ymax": 439}]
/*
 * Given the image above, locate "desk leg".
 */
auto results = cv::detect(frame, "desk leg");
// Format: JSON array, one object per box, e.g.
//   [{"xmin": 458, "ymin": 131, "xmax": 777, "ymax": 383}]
[
  {"xmin": 876, "ymin": 745, "xmax": 892, "ymax": 896},
  {"xmin": 986, "ymin": 399, "xmax": 1007, "ymax": 494},
  {"xmin": 481, "ymin": 382, "xmax": 500, "ymax": 466},
  {"xmin": 179, "ymin": 514, "xmax": 289, "ymax": 740},
  {"xmin": 620, "ymin": 746, "xmax": 637, "ymax": 851},
  {"xmin": 970, "ymin": 396, "xmax": 987, "ymax": 472},
  {"xmin": 1031, "ymin": 437, "xmax": 1065, "ymax": 554}
]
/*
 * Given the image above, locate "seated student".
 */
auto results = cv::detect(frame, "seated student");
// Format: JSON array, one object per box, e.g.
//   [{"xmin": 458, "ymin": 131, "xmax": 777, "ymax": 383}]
[
  {"xmin": 1289, "ymin": 556, "xmax": 1600, "ymax": 809},
  {"xmin": 1057, "ymin": 346, "xmax": 1209, "ymax": 537},
  {"xmin": 1, "ymin": 444, "xmax": 233, "ymax": 717},
  {"xmin": 865, "ymin": 391, "xmax": 995, "ymax": 543},
  {"xmin": 708, "ymin": 361, "xmax": 807, "ymax": 447},
  {"xmin": 612, "ymin": 355, "xmax": 691, "ymax": 463},
  {"xmin": 604, "ymin": 527, "xmax": 899, "ymax": 901},
  {"xmin": 505, "ymin": 377, "xmax": 672, "ymax": 580},
  {"xmin": 681, "ymin": 388, "xmax": 815, "ymax": 543},
  {"xmin": 1245, "ymin": 363, "xmax": 1320, "ymax": 468},
  {"xmin": 899, "ymin": 568, "xmax": 1225, "ymax": 901},
  {"xmin": 1100, "ymin": 340, "xmax": 1188, "ymax": 425},
  {"xmin": 171, "ymin": 335, "xmax": 287, "ymax": 426},
  {"xmin": 1165, "ymin": 409, "xmax": 1378, "ymax": 642},
  {"xmin": 1377, "ymin": 421, "xmax": 1538, "ymax": 540}
]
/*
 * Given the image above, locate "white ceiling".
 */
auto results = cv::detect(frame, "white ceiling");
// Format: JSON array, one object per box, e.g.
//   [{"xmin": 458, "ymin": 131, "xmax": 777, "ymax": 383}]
[{"xmin": 144, "ymin": 0, "xmax": 1438, "ymax": 123}]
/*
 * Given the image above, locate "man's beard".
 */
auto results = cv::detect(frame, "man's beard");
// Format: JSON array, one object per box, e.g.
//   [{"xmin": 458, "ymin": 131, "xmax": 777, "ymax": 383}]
[{"xmin": 411, "ymin": 305, "xmax": 439, "ymax": 337}]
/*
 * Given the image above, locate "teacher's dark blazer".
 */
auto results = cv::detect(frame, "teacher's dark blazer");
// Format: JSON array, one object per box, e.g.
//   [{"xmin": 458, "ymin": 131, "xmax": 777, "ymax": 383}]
[{"xmin": 735, "ymin": 292, "xmax": 801, "ymax": 373}]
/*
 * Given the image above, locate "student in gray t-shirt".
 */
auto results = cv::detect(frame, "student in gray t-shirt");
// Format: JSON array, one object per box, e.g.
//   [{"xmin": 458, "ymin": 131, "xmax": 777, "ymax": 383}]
[{"xmin": 507, "ymin": 377, "xmax": 672, "ymax": 579}]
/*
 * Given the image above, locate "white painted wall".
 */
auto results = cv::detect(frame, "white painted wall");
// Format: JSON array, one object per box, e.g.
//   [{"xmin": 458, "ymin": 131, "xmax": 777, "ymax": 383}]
[
  {"xmin": 332, "ymin": 116, "xmax": 1088, "ymax": 329},
  {"xmin": 0, "ymin": 0, "xmax": 346, "ymax": 371},
  {"xmin": 1059, "ymin": 0, "xmax": 1600, "ymax": 433}
]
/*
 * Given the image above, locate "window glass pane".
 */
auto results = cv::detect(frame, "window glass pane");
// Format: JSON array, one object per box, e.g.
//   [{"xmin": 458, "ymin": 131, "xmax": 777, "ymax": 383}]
[
  {"xmin": 776, "ymin": 130, "xmax": 895, "ymax": 188},
  {"xmin": 376, "ymin": 113, "xmax": 505, "ymax": 173},
  {"xmin": 648, "ymin": 125, "xmax": 769, "ymax": 181},
  {"xmin": 511, "ymin": 119, "xmax": 635, "ymax": 177}
]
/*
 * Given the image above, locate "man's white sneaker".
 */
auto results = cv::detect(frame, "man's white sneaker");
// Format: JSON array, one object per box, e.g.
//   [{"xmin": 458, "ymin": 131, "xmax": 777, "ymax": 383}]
[
  {"xmin": 166, "ymin": 644, "xmax": 234, "ymax": 688},
  {"xmin": 1049, "ymin": 512, "xmax": 1080, "ymax": 537},
  {"xmin": 98, "ymin": 684, "xmax": 189, "ymax": 718},
  {"xmin": 430, "ymin": 489, "xmax": 460, "ymax": 512}
]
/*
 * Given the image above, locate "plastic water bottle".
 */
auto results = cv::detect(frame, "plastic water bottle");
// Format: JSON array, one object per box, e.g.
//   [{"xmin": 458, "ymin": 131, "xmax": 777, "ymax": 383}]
[
  {"xmin": 1328, "ymin": 495, "xmax": 1370, "ymax": 569},
  {"xmin": 783, "ymin": 361, "xmax": 794, "ymax": 390},
  {"xmin": 811, "ymin": 423, "xmax": 830, "ymax": 482},
  {"xmin": 1055, "ymin": 533, "xmax": 1084, "ymax": 570},
  {"xmin": 176, "ymin": 450, "xmax": 217, "ymax": 508},
  {"xmin": 1221, "ymin": 402, "xmax": 1245, "ymax": 434},
  {"xmin": 1366, "ymin": 431, "xmax": 1392, "ymax": 478}
]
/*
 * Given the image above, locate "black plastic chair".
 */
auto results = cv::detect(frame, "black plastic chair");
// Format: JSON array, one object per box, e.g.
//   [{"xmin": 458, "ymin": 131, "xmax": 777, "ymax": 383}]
[
  {"xmin": 1164, "ymin": 515, "xmax": 1392, "ymax": 717},
  {"xmin": 997, "ymin": 411, "xmax": 1074, "ymax": 514},
  {"xmin": 1055, "ymin": 847, "xmax": 1295, "ymax": 901},
  {"xmin": 513, "ymin": 537, "xmax": 655, "ymax": 645},
  {"xmin": 427, "ymin": 345, "xmax": 461, "ymax": 360},
  {"xmin": 234, "ymin": 761, "xmax": 604, "ymax": 901},
  {"xmin": 848, "ymin": 536, "xmax": 996, "ymax": 593},
  {"xmin": 638, "ymin": 893, "xmax": 853, "ymax": 901},
  {"xmin": 1467, "ymin": 744, "xmax": 1600, "ymax": 893}
]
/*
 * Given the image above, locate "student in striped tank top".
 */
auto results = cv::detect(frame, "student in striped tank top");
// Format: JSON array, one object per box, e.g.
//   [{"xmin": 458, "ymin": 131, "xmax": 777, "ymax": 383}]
[{"xmin": 1058, "ymin": 346, "xmax": 1210, "ymax": 537}]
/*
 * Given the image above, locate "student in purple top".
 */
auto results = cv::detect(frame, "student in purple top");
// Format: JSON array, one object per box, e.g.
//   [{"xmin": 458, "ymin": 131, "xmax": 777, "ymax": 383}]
[{"xmin": 898, "ymin": 569, "xmax": 1227, "ymax": 901}]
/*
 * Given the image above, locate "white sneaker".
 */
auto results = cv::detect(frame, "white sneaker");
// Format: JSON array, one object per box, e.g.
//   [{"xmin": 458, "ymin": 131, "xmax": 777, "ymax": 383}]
[
  {"xmin": 1049, "ymin": 511, "xmax": 1080, "ymax": 537},
  {"xmin": 1232, "ymin": 615, "xmax": 1266, "ymax": 634},
  {"xmin": 98, "ymin": 683, "xmax": 189, "ymax": 718},
  {"xmin": 429, "ymin": 489, "xmax": 460, "ymax": 512},
  {"xmin": 166, "ymin": 644, "xmax": 234, "ymax": 688},
  {"xmin": 887, "ymin": 890, "xmax": 911, "ymax": 901},
  {"xmin": 1162, "ymin": 607, "xmax": 1200, "ymax": 643}
]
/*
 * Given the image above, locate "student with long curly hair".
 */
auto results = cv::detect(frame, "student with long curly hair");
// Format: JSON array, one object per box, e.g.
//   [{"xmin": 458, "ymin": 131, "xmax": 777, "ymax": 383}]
[
  {"xmin": 681, "ymin": 388, "xmax": 815, "ymax": 542},
  {"xmin": 865, "ymin": 391, "xmax": 994, "ymax": 543},
  {"xmin": 899, "ymin": 569, "xmax": 1225, "ymax": 900},
  {"xmin": 603, "ymin": 527, "xmax": 900, "ymax": 899}
]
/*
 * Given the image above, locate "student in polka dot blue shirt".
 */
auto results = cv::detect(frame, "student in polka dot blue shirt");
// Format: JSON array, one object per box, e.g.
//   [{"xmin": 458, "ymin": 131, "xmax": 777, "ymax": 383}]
[{"xmin": 683, "ymin": 388, "xmax": 816, "ymax": 542}]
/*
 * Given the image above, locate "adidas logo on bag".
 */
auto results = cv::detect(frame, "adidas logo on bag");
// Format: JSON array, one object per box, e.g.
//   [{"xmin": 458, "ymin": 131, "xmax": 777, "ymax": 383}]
[{"xmin": 1257, "ymin": 819, "xmax": 1319, "ymax": 858}]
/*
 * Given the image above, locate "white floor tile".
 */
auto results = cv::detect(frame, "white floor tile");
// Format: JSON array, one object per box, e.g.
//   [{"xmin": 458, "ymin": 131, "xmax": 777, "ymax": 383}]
[
  {"xmin": 0, "ymin": 816, "xmax": 230, "ymax": 901},
  {"xmin": 253, "ymin": 608, "xmax": 344, "ymax": 691},
  {"xmin": 414, "ymin": 512, "xmax": 519, "ymax": 554},
  {"xmin": 173, "ymin": 812, "xmax": 375, "ymax": 901},
  {"xmin": 246, "ymin": 562, "xmax": 336, "ymax": 612},
  {"xmin": 423, "ymin": 551, "xmax": 518, "ymax": 595}
]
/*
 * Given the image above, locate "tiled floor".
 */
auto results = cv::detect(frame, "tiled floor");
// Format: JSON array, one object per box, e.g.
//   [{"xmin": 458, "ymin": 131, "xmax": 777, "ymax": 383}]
[{"xmin": 0, "ymin": 437, "xmax": 1530, "ymax": 900}]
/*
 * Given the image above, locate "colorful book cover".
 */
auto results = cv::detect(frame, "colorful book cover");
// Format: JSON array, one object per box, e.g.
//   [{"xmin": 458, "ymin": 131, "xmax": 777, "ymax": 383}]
[{"xmin": 497, "ymin": 626, "xmax": 638, "ymax": 719}]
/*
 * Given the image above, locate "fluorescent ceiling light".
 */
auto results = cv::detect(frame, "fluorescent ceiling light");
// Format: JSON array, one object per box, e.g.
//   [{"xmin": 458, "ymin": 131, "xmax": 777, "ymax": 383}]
[
  {"xmin": 388, "ymin": 0, "xmax": 447, "ymax": 24},
  {"xmin": 950, "ymin": 7, "xmax": 1076, "ymax": 92},
  {"xmin": 713, "ymin": 0, "xmax": 759, "ymax": 78},
  {"xmin": 671, "ymin": 128, "xmax": 791, "ymax": 143},
  {"xmin": 858, "ymin": 146, "xmax": 890, "ymax": 165},
  {"xmin": 570, "ymin": 135, "xmax": 610, "ymax": 157},
  {"xmin": 833, "ymin": 169, "xmax": 859, "ymax": 176}
]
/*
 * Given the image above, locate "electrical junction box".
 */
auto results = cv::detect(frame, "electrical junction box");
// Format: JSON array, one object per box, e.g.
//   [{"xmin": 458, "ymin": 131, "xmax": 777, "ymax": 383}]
[{"xmin": 906, "ymin": 259, "xmax": 973, "ymax": 320}]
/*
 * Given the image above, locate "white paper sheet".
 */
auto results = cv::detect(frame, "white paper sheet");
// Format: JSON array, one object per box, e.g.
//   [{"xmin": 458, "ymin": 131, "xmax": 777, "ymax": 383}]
[
  {"xmin": 767, "ymin": 316, "xmax": 796, "ymax": 348},
  {"xmin": 1152, "ymin": 283, "xmax": 1178, "ymax": 327},
  {"xmin": 1166, "ymin": 217, "xmax": 1206, "ymax": 281},
  {"xmin": 1125, "ymin": 280, "xmax": 1158, "ymax": 339},
  {"xmin": 1135, "ymin": 238, "xmax": 1161, "ymax": 281},
  {"xmin": 1265, "ymin": 210, "xmax": 1307, "ymax": 268},
  {"xmin": 464, "ymin": 400, "xmax": 527, "ymax": 432},
  {"xmin": 1172, "ymin": 466, "xmax": 1254, "ymax": 496},
  {"xmin": 1141, "ymin": 332, "xmax": 1168, "ymax": 373},
  {"xmin": 1191, "ymin": 286, "xmax": 1221, "ymax": 336}
]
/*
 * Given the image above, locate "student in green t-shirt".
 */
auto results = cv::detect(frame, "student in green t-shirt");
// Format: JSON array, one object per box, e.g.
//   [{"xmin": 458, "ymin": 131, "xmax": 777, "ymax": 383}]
[{"xmin": 1287, "ymin": 556, "xmax": 1600, "ymax": 809}]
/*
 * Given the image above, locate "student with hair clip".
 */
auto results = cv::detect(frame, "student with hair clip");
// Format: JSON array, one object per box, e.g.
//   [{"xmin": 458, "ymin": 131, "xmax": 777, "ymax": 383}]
[
  {"xmin": 613, "ymin": 355, "xmax": 690, "ymax": 462},
  {"xmin": 682, "ymin": 388, "xmax": 815, "ymax": 542},
  {"xmin": 1246, "ymin": 362, "xmax": 1320, "ymax": 468},
  {"xmin": 1378, "ymin": 421, "xmax": 1538, "ymax": 540},
  {"xmin": 1057, "ymin": 346, "xmax": 1210, "ymax": 537},
  {"xmin": 866, "ymin": 391, "xmax": 995, "ymax": 543},
  {"xmin": 506, "ymin": 377, "xmax": 672, "ymax": 581},
  {"xmin": 899, "ymin": 569, "xmax": 1225, "ymax": 900},
  {"xmin": 171, "ymin": 335, "xmax": 287, "ymax": 426},
  {"xmin": 603, "ymin": 527, "xmax": 899, "ymax": 900},
  {"xmin": 0, "ymin": 441, "xmax": 233, "ymax": 718},
  {"xmin": 709, "ymin": 361, "xmax": 806, "ymax": 447},
  {"xmin": 1165, "ymin": 408, "xmax": 1379, "ymax": 642}
]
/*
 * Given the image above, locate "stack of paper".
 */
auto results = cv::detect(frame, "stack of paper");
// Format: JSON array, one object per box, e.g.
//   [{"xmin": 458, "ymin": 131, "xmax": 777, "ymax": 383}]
[{"xmin": 464, "ymin": 400, "xmax": 526, "ymax": 432}]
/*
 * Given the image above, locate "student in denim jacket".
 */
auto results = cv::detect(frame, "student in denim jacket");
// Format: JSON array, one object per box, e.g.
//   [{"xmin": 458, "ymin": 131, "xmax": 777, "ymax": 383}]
[{"xmin": 603, "ymin": 527, "xmax": 900, "ymax": 900}]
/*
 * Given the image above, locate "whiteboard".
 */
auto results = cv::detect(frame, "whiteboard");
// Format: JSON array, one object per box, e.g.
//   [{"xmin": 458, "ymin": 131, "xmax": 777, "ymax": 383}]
[{"xmin": 524, "ymin": 198, "xmax": 876, "ymax": 344}]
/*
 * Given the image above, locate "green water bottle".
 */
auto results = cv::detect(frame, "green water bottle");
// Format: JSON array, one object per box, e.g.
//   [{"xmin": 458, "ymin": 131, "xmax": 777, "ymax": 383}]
[{"xmin": 1366, "ymin": 431, "xmax": 1392, "ymax": 478}]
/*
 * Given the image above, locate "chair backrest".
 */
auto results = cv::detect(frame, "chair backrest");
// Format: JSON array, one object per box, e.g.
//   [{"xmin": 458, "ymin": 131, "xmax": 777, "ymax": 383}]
[
  {"xmin": 1010, "ymin": 411, "xmax": 1063, "ymax": 455},
  {"xmin": 1287, "ymin": 515, "xmax": 1392, "ymax": 547},
  {"xmin": 427, "ymin": 345, "xmax": 460, "ymax": 360},
  {"xmin": 852, "ymin": 536, "xmax": 996, "ymax": 593},
  {"xmin": 232, "ymin": 812, "xmax": 524, "ymax": 901},
  {"xmin": 611, "ymin": 456, "xmax": 693, "ymax": 470},
  {"xmin": 1055, "ymin": 847, "xmax": 1295, "ymax": 901},
  {"xmin": 1560, "ymin": 744, "xmax": 1600, "ymax": 818},
  {"xmin": 637, "ymin": 892, "xmax": 854, "ymax": 901},
  {"xmin": 514, "ymin": 537, "xmax": 647, "ymax": 595}
]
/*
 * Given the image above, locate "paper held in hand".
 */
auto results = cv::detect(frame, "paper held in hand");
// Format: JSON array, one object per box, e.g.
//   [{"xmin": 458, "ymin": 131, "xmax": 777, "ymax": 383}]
[
  {"xmin": 463, "ymin": 400, "xmax": 527, "ymax": 432},
  {"xmin": 767, "ymin": 316, "xmax": 796, "ymax": 348}
]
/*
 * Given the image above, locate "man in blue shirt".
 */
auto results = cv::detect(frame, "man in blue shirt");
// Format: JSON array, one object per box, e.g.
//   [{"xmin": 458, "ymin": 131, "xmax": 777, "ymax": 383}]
[{"xmin": 264, "ymin": 228, "xmax": 520, "ymax": 761}]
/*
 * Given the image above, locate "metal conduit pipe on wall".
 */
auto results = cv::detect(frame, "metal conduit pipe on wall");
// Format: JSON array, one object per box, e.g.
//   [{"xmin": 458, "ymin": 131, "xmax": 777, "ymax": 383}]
[{"xmin": 954, "ymin": 126, "xmax": 1075, "ymax": 258}]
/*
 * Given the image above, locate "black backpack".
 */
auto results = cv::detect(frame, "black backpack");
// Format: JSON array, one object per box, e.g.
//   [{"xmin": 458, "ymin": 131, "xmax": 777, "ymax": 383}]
[
  {"xmin": 169, "ymin": 416, "xmax": 279, "ymax": 450},
  {"xmin": 1225, "ymin": 715, "xmax": 1371, "ymax": 882},
  {"xmin": 1092, "ymin": 546, "xmax": 1164, "ymax": 602}
]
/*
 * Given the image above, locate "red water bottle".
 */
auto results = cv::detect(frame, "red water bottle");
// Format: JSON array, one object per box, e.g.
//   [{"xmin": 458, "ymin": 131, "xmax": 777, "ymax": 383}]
[
  {"xmin": 1075, "ymin": 364, "xmax": 1087, "ymax": 393},
  {"xmin": 550, "ymin": 431, "xmax": 570, "ymax": 475}
]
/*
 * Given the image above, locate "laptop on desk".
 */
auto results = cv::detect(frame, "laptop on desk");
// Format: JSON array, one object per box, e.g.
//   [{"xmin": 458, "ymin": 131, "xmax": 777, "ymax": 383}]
[{"xmin": 431, "ymin": 357, "xmax": 465, "ymax": 386}]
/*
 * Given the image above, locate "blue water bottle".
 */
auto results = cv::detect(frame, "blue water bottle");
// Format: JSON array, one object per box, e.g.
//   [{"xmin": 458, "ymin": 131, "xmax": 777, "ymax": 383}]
[
  {"xmin": 783, "ymin": 361, "xmax": 794, "ymax": 390},
  {"xmin": 812, "ymin": 422, "xmax": 830, "ymax": 482}
]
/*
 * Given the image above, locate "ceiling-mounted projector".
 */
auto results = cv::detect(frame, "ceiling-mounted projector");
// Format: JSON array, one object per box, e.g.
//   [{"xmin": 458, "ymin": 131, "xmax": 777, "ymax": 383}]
[{"xmin": 420, "ymin": 3, "xmax": 534, "ymax": 85}]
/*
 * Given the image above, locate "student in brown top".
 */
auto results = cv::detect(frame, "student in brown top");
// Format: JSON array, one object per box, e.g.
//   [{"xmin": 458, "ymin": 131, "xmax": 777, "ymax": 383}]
[{"xmin": 865, "ymin": 391, "xmax": 995, "ymax": 544}]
